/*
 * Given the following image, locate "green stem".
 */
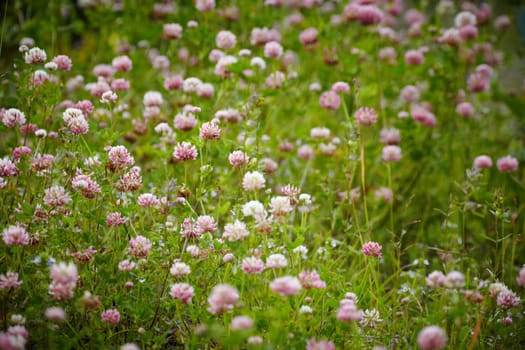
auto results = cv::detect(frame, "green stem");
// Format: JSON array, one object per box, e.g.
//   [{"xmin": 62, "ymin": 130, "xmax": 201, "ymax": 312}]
[{"xmin": 359, "ymin": 129, "xmax": 370, "ymax": 239}]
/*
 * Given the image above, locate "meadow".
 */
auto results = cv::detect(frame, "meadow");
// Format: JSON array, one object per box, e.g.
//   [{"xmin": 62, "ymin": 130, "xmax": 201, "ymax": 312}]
[{"xmin": 0, "ymin": 0, "xmax": 524, "ymax": 349}]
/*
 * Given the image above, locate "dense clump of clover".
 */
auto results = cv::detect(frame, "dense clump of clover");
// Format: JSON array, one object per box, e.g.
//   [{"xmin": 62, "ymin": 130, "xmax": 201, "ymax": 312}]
[{"xmin": 0, "ymin": 0, "xmax": 523, "ymax": 349}]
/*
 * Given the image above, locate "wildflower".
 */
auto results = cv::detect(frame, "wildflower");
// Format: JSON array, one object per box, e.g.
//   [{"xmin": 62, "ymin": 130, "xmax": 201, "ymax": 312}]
[
  {"xmin": 229, "ymin": 151, "xmax": 249, "ymax": 168},
  {"xmin": 183, "ymin": 77, "xmax": 203, "ymax": 93},
  {"xmin": 197, "ymin": 83, "xmax": 214, "ymax": 98},
  {"xmin": 72, "ymin": 173, "xmax": 101, "ymax": 198},
  {"xmin": 129, "ymin": 235, "xmax": 152, "ymax": 257},
  {"xmin": 405, "ymin": 50, "xmax": 424, "ymax": 65},
  {"xmin": 45, "ymin": 307, "xmax": 66, "ymax": 322},
  {"xmin": 473, "ymin": 155, "xmax": 493, "ymax": 169},
  {"xmin": 173, "ymin": 142, "xmax": 198, "ymax": 161},
  {"xmin": 143, "ymin": 91, "xmax": 163, "ymax": 107},
  {"xmin": 299, "ymin": 270, "xmax": 326, "ymax": 289},
  {"xmin": 293, "ymin": 245, "xmax": 308, "ymax": 259},
  {"xmin": 455, "ymin": 11, "xmax": 476, "ymax": 28},
  {"xmin": 2, "ymin": 108, "xmax": 26, "ymax": 127},
  {"xmin": 170, "ymin": 262, "xmax": 191, "ymax": 277},
  {"xmin": 71, "ymin": 247, "xmax": 97, "ymax": 263},
  {"xmin": 426, "ymin": 271, "xmax": 446, "ymax": 287},
  {"xmin": 52, "ymin": 55, "xmax": 72, "ymax": 71},
  {"xmin": 11, "ymin": 314, "xmax": 26, "ymax": 325},
  {"xmin": 114, "ymin": 166, "xmax": 142, "ymax": 192},
  {"xmin": 374, "ymin": 187, "xmax": 394, "ymax": 203},
  {"xmin": 264, "ymin": 41, "xmax": 283, "ymax": 58},
  {"xmin": 208, "ymin": 284, "xmax": 239, "ymax": 314},
  {"xmin": 80, "ymin": 291, "xmax": 101, "ymax": 309},
  {"xmin": 195, "ymin": 215, "xmax": 216, "ymax": 234},
  {"xmin": 49, "ymin": 262, "xmax": 78, "ymax": 301},
  {"xmin": 247, "ymin": 336, "xmax": 263, "ymax": 344},
  {"xmin": 214, "ymin": 55, "xmax": 237, "ymax": 77},
  {"xmin": 400, "ymin": 85, "xmax": 420, "ymax": 103},
  {"xmin": 251, "ymin": 56, "xmax": 266, "ymax": 70},
  {"xmin": 137, "ymin": 193, "xmax": 160, "ymax": 208},
  {"xmin": 242, "ymin": 171, "xmax": 265, "ymax": 191},
  {"xmin": 337, "ymin": 299, "xmax": 362, "ymax": 322},
  {"xmin": 223, "ymin": 220, "xmax": 249, "ymax": 241},
  {"xmin": 444, "ymin": 270, "xmax": 465, "ymax": 288},
  {"xmin": 75, "ymin": 100, "xmax": 94, "ymax": 116},
  {"xmin": 44, "ymin": 186, "xmax": 70, "ymax": 207},
  {"xmin": 270, "ymin": 276, "xmax": 302, "ymax": 296},
  {"xmin": 223, "ymin": 253, "xmax": 235, "ymax": 263},
  {"xmin": 499, "ymin": 316, "xmax": 513, "ymax": 325},
  {"xmin": 496, "ymin": 289, "xmax": 520, "ymax": 308},
  {"xmin": 467, "ymin": 73, "xmax": 488, "ymax": 93},
  {"xmin": 382, "ymin": 145, "xmax": 402, "ymax": 162},
  {"xmin": 411, "ymin": 105, "xmax": 437, "ymax": 127},
  {"xmin": 112, "ymin": 55, "xmax": 132, "ymax": 72},
  {"xmin": 362, "ymin": 242, "xmax": 382, "ymax": 257},
  {"xmin": 163, "ymin": 23, "xmax": 183, "ymax": 39},
  {"xmin": 299, "ymin": 305, "xmax": 313, "ymax": 314},
  {"xmin": 265, "ymin": 71, "xmax": 286, "ymax": 89},
  {"xmin": 31, "ymin": 154, "xmax": 54, "ymax": 171},
  {"xmin": 251, "ymin": 27, "xmax": 280, "ymax": 46},
  {"xmin": 186, "ymin": 245, "xmax": 200, "ymax": 258},
  {"xmin": 379, "ymin": 47, "xmax": 397, "ymax": 62},
  {"xmin": 200, "ymin": 120, "xmax": 221, "ymax": 140},
  {"xmin": 101, "ymin": 309, "xmax": 120, "ymax": 324},
  {"xmin": 106, "ymin": 212, "xmax": 127, "ymax": 226},
  {"xmin": 170, "ymin": 283, "xmax": 194, "ymax": 303},
  {"xmin": 517, "ymin": 266, "xmax": 525, "ymax": 286},
  {"xmin": 488, "ymin": 282, "xmax": 507, "ymax": 298},
  {"xmin": 269, "ymin": 196, "xmax": 293, "ymax": 217},
  {"xmin": 357, "ymin": 5, "xmax": 384, "ymax": 25},
  {"xmin": 355, "ymin": 107, "xmax": 378, "ymax": 126},
  {"xmin": 311, "ymin": 127, "xmax": 331, "ymax": 140},
  {"xmin": 50, "ymin": 262, "xmax": 78, "ymax": 285},
  {"xmin": 0, "ymin": 332, "xmax": 27, "ymax": 350},
  {"xmin": 231, "ymin": 316, "xmax": 254, "ymax": 331},
  {"xmin": 24, "ymin": 47, "xmax": 47, "ymax": 64},
  {"xmin": 456, "ymin": 102, "xmax": 474, "ymax": 117},
  {"xmin": 195, "ymin": 0, "xmax": 215, "ymax": 12},
  {"xmin": 118, "ymin": 259, "xmax": 136, "ymax": 272},
  {"xmin": 417, "ymin": 326, "xmax": 447, "ymax": 350},
  {"xmin": 242, "ymin": 201, "xmax": 266, "ymax": 219},
  {"xmin": 0, "ymin": 272, "xmax": 23, "ymax": 290},
  {"xmin": 261, "ymin": 158, "xmax": 278, "ymax": 173},
  {"xmin": 164, "ymin": 75, "xmax": 183, "ymax": 90},
  {"xmin": 266, "ymin": 254, "xmax": 287, "ymax": 269},
  {"xmin": 360, "ymin": 309, "xmax": 382, "ymax": 328},
  {"xmin": 101, "ymin": 90, "xmax": 118, "ymax": 103},
  {"xmin": 0, "ymin": 157, "xmax": 18, "ymax": 177},
  {"xmin": 440, "ymin": 28, "xmax": 462, "ymax": 46},
  {"xmin": 63, "ymin": 107, "xmax": 88, "ymax": 135},
  {"xmin": 2, "ymin": 225, "xmax": 29, "ymax": 246},
  {"xmin": 496, "ymin": 156, "xmax": 518, "ymax": 172},
  {"xmin": 297, "ymin": 144, "xmax": 315, "ymax": 160},
  {"xmin": 299, "ymin": 28, "xmax": 318, "ymax": 46},
  {"xmin": 174, "ymin": 111, "xmax": 197, "ymax": 131},
  {"xmin": 380, "ymin": 128, "xmax": 401, "ymax": 145},
  {"xmin": 93, "ymin": 64, "xmax": 114, "ymax": 77},
  {"xmin": 494, "ymin": 15, "xmax": 511, "ymax": 31},
  {"xmin": 306, "ymin": 338, "xmax": 336, "ymax": 350},
  {"xmin": 241, "ymin": 257, "xmax": 265, "ymax": 274},
  {"xmin": 180, "ymin": 218, "xmax": 199, "ymax": 238},
  {"xmin": 216, "ymin": 30, "xmax": 237, "ymax": 49},
  {"xmin": 319, "ymin": 91, "xmax": 341, "ymax": 110}
]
